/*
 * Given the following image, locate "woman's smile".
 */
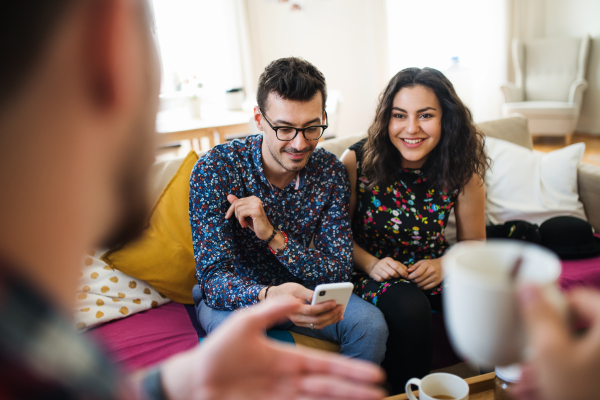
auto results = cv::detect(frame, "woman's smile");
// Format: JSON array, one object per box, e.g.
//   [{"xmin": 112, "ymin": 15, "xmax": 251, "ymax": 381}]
[{"xmin": 400, "ymin": 137, "xmax": 427, "ymax": 148}]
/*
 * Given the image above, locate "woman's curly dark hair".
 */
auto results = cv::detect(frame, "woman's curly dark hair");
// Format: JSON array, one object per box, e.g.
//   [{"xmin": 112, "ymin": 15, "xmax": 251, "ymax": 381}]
[{"xmin": 361, "ymin": 67, "xmax": 489, "ymax": 193}]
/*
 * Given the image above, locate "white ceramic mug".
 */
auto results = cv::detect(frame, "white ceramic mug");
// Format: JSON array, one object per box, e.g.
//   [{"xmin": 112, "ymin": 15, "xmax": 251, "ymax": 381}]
[
  {"xmin": 442, "ymin": 239, "xmax": 566, "ymax": 367},
  {"xmin": 405, "ymin": 372, "xmax": 469, "ymax": 400}
]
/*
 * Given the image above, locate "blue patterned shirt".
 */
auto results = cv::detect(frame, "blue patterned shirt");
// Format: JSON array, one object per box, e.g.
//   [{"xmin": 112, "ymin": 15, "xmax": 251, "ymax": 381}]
[{"xmin": 189, "ymin": 134, "xmax": 353, "ymax": 311}]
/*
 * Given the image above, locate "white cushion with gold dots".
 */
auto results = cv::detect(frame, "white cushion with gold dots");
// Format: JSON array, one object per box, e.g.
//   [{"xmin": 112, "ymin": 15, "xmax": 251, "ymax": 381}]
[{"xmin": 74, "ymin": 249, "xmax": 170, "ymax": 332}]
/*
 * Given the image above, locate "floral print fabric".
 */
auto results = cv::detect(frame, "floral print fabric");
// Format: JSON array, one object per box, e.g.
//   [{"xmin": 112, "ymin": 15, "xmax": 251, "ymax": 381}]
[
  {"xmin": 349, "ymin": 139, "xmax": 458, "ymax": 306},
  {"xmin": 189, "ymin": 134, "xmax": 353, "ymax": 311}
]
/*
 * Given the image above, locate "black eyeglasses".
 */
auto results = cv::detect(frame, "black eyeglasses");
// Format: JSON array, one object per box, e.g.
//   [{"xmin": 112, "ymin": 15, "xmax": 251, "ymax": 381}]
[{"xmin": 259, "ymin": 108, "xmax": 328, "ymax": 141}]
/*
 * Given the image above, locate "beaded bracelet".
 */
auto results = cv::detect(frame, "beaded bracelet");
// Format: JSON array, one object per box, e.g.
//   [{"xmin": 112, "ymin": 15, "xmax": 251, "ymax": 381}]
[
  {"xmin": 263, "ymin": 227, "xmax": 278, "ymax": 244},
  {"xmin": 269, "ymin": 231, "xmax": 288, "ymax": 256}
]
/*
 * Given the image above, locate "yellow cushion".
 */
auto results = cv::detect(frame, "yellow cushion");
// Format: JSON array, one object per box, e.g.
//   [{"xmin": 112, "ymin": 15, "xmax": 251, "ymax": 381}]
[
  {"xmin": 290, "ymin": 332, "xmax": 341, "ymax": 353},
  {"xmin": 101, "ymin": 151, "xmax": 199, "ymax": 304}
]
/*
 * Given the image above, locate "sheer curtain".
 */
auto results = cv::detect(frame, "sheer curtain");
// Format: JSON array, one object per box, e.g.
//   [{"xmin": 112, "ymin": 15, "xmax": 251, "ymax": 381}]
[
  {"xmin": 386, "ymin": 0, "xmax": 509, "ymax": 122},
  {"xmin": 151, "ymin": 0, "xmax": 245, "ymax": 104}
]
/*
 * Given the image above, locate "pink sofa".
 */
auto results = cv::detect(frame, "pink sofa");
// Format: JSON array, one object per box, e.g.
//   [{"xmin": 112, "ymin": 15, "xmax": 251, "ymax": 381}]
[
  {"xmin": 85, "ymin": 251, "xmax": 600, "ymax": 373},
  {"xmin": 88, "ymin": 302, "xmax": 201, "ymax": 370}
]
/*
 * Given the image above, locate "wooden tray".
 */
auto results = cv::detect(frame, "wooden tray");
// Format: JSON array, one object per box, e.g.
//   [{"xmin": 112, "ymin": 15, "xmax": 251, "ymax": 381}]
[{"xmin": 386, "ymin": 372, "xmax": 496, "ymax": 400}]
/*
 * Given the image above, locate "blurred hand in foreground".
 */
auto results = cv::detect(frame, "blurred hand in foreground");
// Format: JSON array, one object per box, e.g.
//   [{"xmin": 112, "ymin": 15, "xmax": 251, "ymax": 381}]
[
  {"xmin": 161, "ymin": 298, "xmax": 387, "ymax": 400},
  {"xmin": 514, "ymin": 286, "xmax": 600, "ymax": 400}
]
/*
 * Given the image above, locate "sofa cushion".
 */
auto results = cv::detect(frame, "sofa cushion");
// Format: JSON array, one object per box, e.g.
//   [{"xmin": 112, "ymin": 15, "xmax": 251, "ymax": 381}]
[
  {"xmin": 484, "ymin": 137, "xmax": 586, "ymax": 226},
  {"xmin": 74, "ymin": 249, "xmax": 170, "ymax": 332},
  {"xmin": 476, "ymin": 115, "xmax": 532, "ymax": 150},
  {"xmin": 317, "ymin": 132, "xmax": 367, "ymax": 159},
  {"xmin": 148, "ymin": 156, "xmax": 186, "ymax": 203},
  {"xmin": 578, "ymin": 162, "xmax": 600, "ymax": 233},
  {"xmin": 101, "ymin": 150, "xmax": 199, "ymax": 304}
]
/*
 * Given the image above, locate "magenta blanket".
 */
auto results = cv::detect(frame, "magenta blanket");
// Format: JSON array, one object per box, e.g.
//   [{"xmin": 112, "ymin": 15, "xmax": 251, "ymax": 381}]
[
  {"xmin": 559, "ymin": 234, "xmax": 600, "ymax": 292},
  {"xmin": 559, "ymin": 254, "xmax": 600, "ymax": 292},
  {"xmin": 87, "ymin": 250, "xmax": 600, "ymax": 371},
  {"xmin": 88, "ymin": 302, "xmax": 199, "ymax": 370}
]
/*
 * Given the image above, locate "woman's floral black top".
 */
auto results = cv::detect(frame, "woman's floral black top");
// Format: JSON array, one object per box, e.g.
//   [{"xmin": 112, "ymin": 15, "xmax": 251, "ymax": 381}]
[{"xmin": 349, "ymin": 139, "xmax": 459, "ymax": 306}]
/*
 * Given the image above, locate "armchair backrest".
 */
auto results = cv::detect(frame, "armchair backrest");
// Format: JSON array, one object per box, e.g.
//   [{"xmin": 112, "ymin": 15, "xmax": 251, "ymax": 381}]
[{"xmin": 513, "ymin": 36, "xmax": 590, "ymax": 102}]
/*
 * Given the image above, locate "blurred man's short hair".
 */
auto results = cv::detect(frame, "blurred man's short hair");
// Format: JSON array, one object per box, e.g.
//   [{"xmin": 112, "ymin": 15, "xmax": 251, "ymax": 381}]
[{"xmin": 0, "ymin": 1, "xmax": 77, "ymax": 107}]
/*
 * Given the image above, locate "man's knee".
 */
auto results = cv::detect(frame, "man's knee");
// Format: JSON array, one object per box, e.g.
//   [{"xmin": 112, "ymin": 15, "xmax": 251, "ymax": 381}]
[
  {"xmin": 346, "ymin": 297, "xmax": 389, "ymax": 341},
  {"xmin": 364, "ymin": 303, "xmax": 389, "ymax": 342},
  {"xmin": 198, "ymin": 300, "xmax": 232, "ymax": 334}
]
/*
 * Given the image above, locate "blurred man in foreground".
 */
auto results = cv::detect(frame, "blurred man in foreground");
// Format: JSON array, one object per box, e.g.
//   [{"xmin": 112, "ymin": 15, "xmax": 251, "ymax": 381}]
[{"xmin": 0, "ymin": 1, "xmax": 385, "ymax": 399}]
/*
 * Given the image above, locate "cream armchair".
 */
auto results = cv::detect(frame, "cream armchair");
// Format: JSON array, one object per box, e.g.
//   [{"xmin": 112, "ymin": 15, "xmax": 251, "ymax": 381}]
[{"xmin": 501, "ymin": 35, "xmax": 591, "ymax": 142}]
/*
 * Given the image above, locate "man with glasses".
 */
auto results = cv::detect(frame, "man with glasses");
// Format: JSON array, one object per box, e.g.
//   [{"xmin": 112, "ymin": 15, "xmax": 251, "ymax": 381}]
[{"xmin": 190, "ymin": 57, "xmax": 388, "ymax": 364}]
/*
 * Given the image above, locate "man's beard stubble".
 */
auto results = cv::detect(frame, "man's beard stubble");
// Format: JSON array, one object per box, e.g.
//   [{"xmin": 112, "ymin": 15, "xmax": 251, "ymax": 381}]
[
  {"xmin": 100, "ymin": 163, "xmax": 149, "ymax": 250},
  {"xmin": 100, "ymin": 113, "xmax": 156, "ymax": 250},
  {"xmin": 101, "ymin": 4, "xmax": 162, "ymax": 251},
  {"xmin": 267, "ymin": 139, "xmax": 314, "ymax": 173},
  {"xmin": 101, "ymin": 24, "xmax": 161, "ymax": 250}
]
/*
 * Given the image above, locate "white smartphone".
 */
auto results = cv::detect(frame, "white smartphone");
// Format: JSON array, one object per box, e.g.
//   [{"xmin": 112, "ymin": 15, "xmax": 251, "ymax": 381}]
[{"xmin": 310, "ymin": 282, "xmax": 354, "ymax": 315}]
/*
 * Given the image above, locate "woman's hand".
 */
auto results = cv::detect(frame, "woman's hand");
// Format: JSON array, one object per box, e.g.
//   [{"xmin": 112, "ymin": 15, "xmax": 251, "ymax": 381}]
[
  {"xmin": 367, "ymin": 257, "xmax": 408, "ymax": 282},
  {"xmin": 407, "ymin": 258, "xmax": 443, "ymax": 290}
]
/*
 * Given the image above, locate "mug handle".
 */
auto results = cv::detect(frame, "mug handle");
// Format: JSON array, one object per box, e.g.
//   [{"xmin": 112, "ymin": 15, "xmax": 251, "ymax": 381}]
[{"xmin": 405, "ymin": 378, "xmax": 422, "ymax": 400}]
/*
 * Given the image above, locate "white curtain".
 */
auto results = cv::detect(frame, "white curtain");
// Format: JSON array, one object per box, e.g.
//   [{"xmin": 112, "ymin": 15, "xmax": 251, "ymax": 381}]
[
  {"xmin": 505, "ymin": 0, "xmax": 546, "ymax": 83},
  {"xmin": 386, "ymin": 0, "xmax": 510, "ymax": 123},
  {"xmin": 151, "ymin": 0, "xmax": 245, "ymax": 102}
]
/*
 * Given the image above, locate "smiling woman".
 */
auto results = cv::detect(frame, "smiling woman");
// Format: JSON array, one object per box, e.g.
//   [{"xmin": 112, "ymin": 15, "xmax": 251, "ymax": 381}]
[{"xmin": 340, "ymin": 67, "xmax": 489, "ymax": 394}]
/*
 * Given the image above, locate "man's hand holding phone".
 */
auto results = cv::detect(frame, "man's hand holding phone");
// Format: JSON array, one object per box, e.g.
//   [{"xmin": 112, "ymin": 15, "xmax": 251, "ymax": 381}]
[{"xmin": 261, "ymin": 282, "xmax": 344, "ymax": 330}]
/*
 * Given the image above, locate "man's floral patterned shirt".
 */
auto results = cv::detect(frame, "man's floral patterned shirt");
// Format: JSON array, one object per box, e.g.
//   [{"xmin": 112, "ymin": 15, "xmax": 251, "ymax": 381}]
[{"xmin": 189, "ymin": 134, "xmax": 353, "ymax": 311}]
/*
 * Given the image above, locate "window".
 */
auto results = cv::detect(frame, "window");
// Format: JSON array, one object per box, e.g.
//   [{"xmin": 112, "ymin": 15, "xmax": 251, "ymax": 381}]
[
  {"xmin": 386, "ymin": 0, "xmax": 507, "ymax": 121},
  {"xmin": 151, "ymin": 0, "xmax": 244, "ymax": 102}
]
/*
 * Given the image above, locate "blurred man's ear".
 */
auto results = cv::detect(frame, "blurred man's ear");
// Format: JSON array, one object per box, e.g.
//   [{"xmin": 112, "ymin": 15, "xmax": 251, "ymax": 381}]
[{"xmin": 83, "ymin": 0, "xmax": 143, "ymax": 116}]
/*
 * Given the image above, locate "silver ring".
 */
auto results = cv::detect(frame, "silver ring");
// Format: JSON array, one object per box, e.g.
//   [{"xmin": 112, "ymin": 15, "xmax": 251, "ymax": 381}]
[{"xmin": 310, "ymin": 323, "xmax": 314, "ymax": 330}]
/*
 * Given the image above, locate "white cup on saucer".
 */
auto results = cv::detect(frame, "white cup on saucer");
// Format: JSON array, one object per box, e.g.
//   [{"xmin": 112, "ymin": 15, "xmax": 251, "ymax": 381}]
[{"xmin": 405, "ymin": 372, "xmax": 469, "ymax": 400}]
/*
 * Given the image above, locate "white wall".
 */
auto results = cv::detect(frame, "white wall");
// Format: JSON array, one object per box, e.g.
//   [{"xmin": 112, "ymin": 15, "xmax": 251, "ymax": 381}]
[
  {"xmin": 543, "ymin": 0, "xmax": 600, "ymax": 134},
  {"xmin": 243, "ymin": 0, "xmax": 389, "ymax": 137}
]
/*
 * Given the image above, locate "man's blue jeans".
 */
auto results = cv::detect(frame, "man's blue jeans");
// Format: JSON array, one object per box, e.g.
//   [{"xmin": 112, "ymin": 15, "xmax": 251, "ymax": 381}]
[{"xmin": 192, "ymin": 284, "xmax": 388, "ymax": 364}]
